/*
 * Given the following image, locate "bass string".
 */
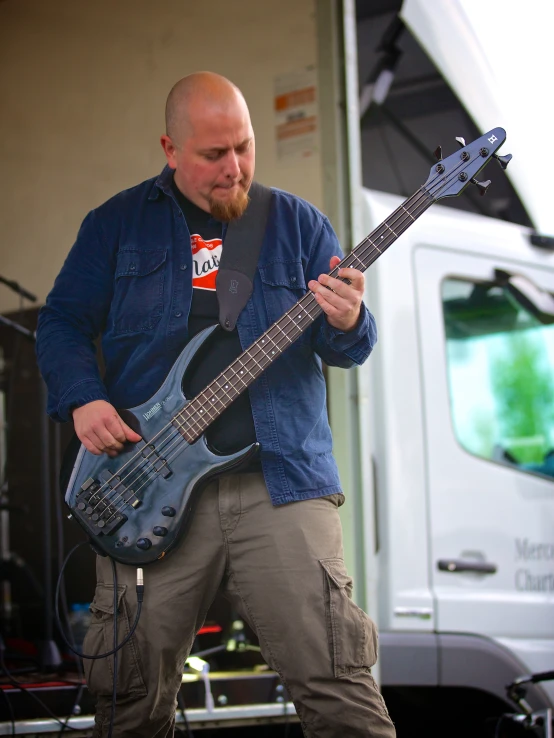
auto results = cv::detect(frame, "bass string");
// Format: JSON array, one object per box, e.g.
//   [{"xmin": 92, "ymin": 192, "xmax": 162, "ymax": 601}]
[
  {"xmin": 88, "ymin": 154, "xmax": 468, "ymax": 516},
  {"xmin": 171, "ymin": 187, "xmax": 434, "ymax": 435},
  {"xmin": 96, "ymin": 189, "xmax": 439, "ymax": 518},
  {"xmin": 92, "ymin": 187, "xmax": 439, "ymax": 518}
]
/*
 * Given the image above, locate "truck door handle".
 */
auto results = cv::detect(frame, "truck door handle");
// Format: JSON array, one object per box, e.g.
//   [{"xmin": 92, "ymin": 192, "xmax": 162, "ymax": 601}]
[{"xmin": 437, "ymin": 559, "xmax": 497, "ymax": 574}]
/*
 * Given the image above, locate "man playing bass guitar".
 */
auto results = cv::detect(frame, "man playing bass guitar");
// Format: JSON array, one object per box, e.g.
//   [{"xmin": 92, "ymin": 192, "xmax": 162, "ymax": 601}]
[{"xmin": 36, "ymin": 71, "xmax": 394, "ymax": 738}]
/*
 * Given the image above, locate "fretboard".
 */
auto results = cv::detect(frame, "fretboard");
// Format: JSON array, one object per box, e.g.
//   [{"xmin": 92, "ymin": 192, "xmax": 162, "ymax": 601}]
[{"xmin": 172, "ymin": 186, "xmax": 434, "ymax": 443}]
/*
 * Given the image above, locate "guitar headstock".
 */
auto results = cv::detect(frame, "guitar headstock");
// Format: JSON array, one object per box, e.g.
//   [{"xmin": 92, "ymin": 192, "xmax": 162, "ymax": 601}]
[{"xmin": 424, "ymin": 127, "xmax": 512, "ymax": 202}]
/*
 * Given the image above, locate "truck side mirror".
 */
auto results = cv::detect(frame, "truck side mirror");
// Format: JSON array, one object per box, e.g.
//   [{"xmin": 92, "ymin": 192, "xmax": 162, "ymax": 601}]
[{"xmin": 494, "ymin": 269, "xmax": 554, "ymax": 325}]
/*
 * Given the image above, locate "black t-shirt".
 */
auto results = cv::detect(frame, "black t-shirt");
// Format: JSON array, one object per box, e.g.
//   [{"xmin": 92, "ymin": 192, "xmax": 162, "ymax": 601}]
[{"xmin": 172, "ymin": 181, "xmax": 258, "ymax": 459}]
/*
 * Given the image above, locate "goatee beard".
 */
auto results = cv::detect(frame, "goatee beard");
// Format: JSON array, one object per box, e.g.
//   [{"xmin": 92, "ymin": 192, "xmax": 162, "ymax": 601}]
[{"xmin": 208, "ymin": 186, "xmax": 250, "ymax": 222}]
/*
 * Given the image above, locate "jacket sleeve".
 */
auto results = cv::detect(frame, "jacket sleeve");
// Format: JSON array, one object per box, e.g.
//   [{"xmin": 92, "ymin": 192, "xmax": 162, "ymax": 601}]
[
  {"xmin": 36, "ymin": 209, "xmax": 115, "ymax": 422},
  {"xmin": 307, "ymin": 216, "xmax": 377, "ymax": 368}
]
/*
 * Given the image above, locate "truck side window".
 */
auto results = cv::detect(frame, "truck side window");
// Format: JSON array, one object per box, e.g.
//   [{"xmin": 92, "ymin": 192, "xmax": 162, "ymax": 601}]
[{"xmin": 442, "ymin": 277, "xmax": 554, "ymax": 480}]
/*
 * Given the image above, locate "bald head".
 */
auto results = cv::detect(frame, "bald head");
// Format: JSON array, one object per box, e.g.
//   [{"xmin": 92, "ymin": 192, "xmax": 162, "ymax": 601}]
[
  {"xmin": 165, "ymin": 72, "xmax": 248, "ymax": 146},
  {"xmin": 160, "ymin": 71, "xmax": 255, "ymax": 220}
]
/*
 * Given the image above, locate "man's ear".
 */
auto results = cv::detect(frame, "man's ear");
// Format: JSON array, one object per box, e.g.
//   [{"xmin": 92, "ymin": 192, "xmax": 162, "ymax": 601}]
[{"xmin": 160, "ymin": 135, "xmax": 178, "ymax": 169}]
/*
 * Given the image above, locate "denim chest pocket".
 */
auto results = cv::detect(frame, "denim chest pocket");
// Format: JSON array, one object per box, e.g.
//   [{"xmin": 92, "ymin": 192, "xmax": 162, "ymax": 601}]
[
  {"xmin": 259, "ymin": 261, "xmax": 310, "ymax": 342},
  {"xmin": 110, "ymin": 249, "xmax": 167, "ymax": 334}
]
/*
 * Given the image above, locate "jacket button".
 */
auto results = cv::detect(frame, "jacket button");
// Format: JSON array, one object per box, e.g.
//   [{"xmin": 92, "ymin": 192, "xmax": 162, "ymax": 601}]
[
  {"xmin": 175, "ymin": 311, "xmax": 182, "ymax": 318},
  {"xmin": 180, "ymin": 264, "xmax": 187, "ymax": 270},
  {"xmin": 129, "ymin": 264, "xmax": 136, "ymax": 271}
]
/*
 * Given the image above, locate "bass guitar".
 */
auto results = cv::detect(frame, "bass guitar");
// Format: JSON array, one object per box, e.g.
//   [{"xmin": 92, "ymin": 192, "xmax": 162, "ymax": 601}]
[{"xmin": 65, "ymin": 127, "xmax": 511, "ymax": 565}]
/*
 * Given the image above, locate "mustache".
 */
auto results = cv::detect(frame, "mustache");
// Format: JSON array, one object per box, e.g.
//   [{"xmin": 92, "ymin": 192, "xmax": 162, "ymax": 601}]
[{"xmin": 213, "ymin": 178, "xmax": 247, "ymax": 191}]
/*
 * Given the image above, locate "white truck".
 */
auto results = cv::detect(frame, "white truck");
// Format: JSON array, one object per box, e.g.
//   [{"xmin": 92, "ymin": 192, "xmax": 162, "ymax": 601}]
[
  {"xmin": 349, "ymin": 1, "xmax": 554, "ymax": 728},
  {"xmin": 360, "ymin": 186, "xmax": 554, "ymax": 728}
]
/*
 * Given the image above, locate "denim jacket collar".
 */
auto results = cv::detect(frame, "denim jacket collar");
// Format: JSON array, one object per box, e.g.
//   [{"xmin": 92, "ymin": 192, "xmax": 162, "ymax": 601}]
[{"xmin": 149, "ymin": 164, "xmax": 174, "ymax": 201}]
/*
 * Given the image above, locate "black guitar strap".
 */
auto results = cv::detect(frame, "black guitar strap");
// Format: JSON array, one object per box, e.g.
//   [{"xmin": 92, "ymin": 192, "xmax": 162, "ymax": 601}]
[{"xmin": 216, "ymin": 181, "xmax": 272, "ymax": 331}]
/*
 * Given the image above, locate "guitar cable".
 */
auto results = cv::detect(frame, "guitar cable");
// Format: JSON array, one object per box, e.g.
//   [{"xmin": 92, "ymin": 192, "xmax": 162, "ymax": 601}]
[
  {"xmin": 0, "ymin": 427, "xmax": 88, "ymax": 732},
  {"xmin": 176, "ymin": 690, "xmax": 195, "ymax": 737},
  {"xmin": 54, "ymin": 546, "xmax": 196, "ymax": 738},
  {"xmin": 0, "ymin": 633, "xmax": 81, "ymax": 733},
  {"xmin": 54, "ymin": 422, "xmax": 86, "ymax": 737},
  {"xmin": 0, "ymin": 676, "xmax": 16, "ymax": 736},
  {"xmin": 108, "ymin": 557, "xmax": 118, "ymax": 738},
  {"xmin": 54, "ymin": 541, "xmax": 144, "ymax": 738},
  {"xmin": 54, "ymin": 542, "xmax": 144, "ymax": 661}
]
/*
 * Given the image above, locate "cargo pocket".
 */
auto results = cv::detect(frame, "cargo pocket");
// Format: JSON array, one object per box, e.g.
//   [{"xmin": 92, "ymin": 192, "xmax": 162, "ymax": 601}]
[
  {"xmin": 82, "ymin": 583, "xmax": 147, "ymax": 698},
  {"xmin": 320, "ymin": 557, "xmax": 378, "ymax": 678}
]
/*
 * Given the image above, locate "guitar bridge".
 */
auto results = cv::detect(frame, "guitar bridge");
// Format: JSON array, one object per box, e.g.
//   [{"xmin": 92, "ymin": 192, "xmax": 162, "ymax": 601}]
[{"xmin": 73, "ymin": 469, "xmax": 139, "ymax": 536}]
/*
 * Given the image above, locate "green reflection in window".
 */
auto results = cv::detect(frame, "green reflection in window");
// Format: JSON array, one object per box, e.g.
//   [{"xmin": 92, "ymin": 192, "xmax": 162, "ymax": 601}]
[{"xmin": 442, "ymin": 278, "xmax": 554, "ymax": 479}]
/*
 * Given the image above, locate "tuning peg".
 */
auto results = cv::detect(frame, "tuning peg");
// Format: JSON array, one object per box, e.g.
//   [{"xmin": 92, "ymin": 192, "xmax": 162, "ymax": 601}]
[
  {"xmin": 471, "ymin": 178, "xmax": 492, "ymax": 196},
  {"xmin": 455, "ymin": 136, "xmax": 466, "ymax": 148},
  {"xmin": 433, "ymin": 146, "xmax": 443, "ymax": 161},
  {"xmin": 493, "ymin": 153, "xmax": 512, "ymax": 170}
]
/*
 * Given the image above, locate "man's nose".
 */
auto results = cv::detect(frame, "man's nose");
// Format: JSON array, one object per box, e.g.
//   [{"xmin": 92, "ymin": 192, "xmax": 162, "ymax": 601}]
[{"xmin": 223, "ymin": 151, "xmax": 241, "ymax": 180}]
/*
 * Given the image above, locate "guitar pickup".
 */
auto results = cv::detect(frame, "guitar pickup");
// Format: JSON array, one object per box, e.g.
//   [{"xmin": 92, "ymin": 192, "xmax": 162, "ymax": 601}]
[{"xmin": 141, "ymin": 444, "xmax": 172, "ymax": 479}]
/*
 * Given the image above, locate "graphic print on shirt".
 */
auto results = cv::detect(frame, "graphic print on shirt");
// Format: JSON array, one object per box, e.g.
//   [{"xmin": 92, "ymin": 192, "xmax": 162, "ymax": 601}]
[{"xmin": 191, "ymin": 233, "xmax": 222, "ymax": 291}]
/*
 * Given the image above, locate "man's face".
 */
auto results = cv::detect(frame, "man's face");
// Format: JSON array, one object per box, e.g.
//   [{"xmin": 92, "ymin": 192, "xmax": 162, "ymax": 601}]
[{"xmin": 162, "ymin": 96, "xmax": 255, "ymax": 221}]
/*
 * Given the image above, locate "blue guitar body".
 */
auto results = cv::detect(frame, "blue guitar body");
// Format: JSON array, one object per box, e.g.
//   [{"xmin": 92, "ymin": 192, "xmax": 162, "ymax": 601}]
[{"xmin": 65, "ymin": 325, "xmax": 258, "ymax": 566}]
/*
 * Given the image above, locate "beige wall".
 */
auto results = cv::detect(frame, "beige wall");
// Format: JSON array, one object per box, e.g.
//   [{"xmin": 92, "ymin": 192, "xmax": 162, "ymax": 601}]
[{"xmin": 0, "ymin": 0, "xmax": 323, "ymax": 312}]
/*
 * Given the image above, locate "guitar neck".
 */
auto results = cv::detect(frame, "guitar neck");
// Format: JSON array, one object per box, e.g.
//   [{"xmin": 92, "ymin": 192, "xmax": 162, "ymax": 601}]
[{"xmin": 173, "ymin": 186, "xmax": 434, "ymax": 442}]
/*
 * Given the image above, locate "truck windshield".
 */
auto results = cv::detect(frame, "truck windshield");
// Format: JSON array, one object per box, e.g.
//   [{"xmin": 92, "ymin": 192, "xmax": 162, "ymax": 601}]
[{"xmin": 442, "ymin": 277, "xmax": 554, "ymax": 480}]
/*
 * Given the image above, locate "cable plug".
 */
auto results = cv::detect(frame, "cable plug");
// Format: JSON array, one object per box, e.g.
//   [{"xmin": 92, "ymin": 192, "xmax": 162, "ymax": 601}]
[{"xmin": 136, "ymin": 568, "xmax": 144, "ymax": 603}]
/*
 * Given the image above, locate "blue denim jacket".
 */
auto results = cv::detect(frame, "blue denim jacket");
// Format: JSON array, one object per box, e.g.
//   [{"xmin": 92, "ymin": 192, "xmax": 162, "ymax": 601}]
[{"xmin": 36, "ymin": 167, "xmax": 377, "ymax": 505}]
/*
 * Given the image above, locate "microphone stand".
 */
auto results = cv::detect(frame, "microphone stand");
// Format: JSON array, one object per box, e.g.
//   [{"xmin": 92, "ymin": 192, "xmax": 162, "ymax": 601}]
[
  {"xmin": 0, "ymin": 276, "xmax": 37, "ymax": 305},
  {"xmin": 0, "ymin": 279, "xmax": 62, "ymax": 671},
  {"xmin": 186, "ymin": 618, "xmax": 262, "ymax": 714}
]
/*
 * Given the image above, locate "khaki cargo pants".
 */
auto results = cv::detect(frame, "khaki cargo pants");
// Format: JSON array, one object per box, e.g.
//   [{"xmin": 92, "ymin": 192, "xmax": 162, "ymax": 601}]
[{"xmin": 83, "ymin": 472, "xmax": 396, "ymax": 737}]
